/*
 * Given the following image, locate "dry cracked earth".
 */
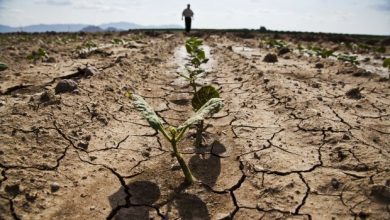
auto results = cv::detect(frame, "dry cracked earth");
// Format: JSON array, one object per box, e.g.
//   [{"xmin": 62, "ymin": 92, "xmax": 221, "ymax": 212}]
[{"xmin": 0, "ymin": 32, "xmax": 389, "ymax": 220}]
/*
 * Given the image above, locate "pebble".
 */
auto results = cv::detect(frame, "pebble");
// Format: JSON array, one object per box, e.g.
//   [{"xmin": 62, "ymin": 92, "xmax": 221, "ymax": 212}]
[
  {"xmin": 315, "ymin": 63, "xmax": 324, "ymax": 69},
  {"xmin": 50, "ymin": 182, "xmax": 60, "ymax": 192},
  {"xmin": 78, "ymin": 140, "xmax": 89, "ymax": 150}
]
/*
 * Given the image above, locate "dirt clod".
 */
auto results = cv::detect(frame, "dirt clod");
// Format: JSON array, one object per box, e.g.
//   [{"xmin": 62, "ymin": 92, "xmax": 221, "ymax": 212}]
[
  {"xmin": 345, "ymin": 87, "xmax": 363, "ymax": 99},
  {"xmin": 55, "ymin": 79, "xmax": 78, "ymax": 94},
  {"xmin": 5, "ymin": 184, "xmax": 21, "ymax": 197},
  {"xmin": 278, "ymin": 47, "xmax": 290, "ymax": 55},
  {"xmin": 263, "ymin": 53, "xmax": 278, "ymax": 63},
  {"xmin": 370, "ymin": 185, "xmax": 390, "ymax": 203},
  {"xmin": 331, "ymin": 178, "xmax": 340, "ymax": 189},
  {"xmin": 77, "ymin": 140, "xmax": 89, "ymax": 150},
  {"xmin": 79, "ymin": 66, "xmax": 100, "ymax": 77},
  {"xmin": 315, "ymin": 63, "xmax": 324, "ymax": 69},
  {"xmin": 50, "ymin": 182, "xmax": 60, "ymax": 192}
]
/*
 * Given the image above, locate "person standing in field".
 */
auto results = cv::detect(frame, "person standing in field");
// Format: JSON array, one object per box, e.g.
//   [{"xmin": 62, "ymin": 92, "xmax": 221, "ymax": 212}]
[{"xmin": 182, "ymin": 4, "xmax": 194, "ymax": 33}]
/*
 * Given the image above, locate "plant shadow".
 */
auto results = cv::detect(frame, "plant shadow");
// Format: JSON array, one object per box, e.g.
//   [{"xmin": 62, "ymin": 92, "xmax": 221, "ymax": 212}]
[
  {"xmin": 109, "ymin": 181, "xmax": 210, "ymax": 220},
  {"xmin": 108, "ymin": 181, "xmax": 160, "ymax": 220},
  {"xmin": 189, "ymin": 140, "xmax": 226, "ymax": 186}
]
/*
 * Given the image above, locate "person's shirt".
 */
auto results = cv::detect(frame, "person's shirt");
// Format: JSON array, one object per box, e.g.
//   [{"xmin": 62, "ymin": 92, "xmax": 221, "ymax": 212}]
[{"xmin": 182, "ymin": 8, "xmax": 194, "ymax": 18}]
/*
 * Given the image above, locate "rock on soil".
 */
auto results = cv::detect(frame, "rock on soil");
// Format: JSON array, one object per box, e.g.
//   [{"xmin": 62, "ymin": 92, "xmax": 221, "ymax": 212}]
[
  {"xmin": 50, "ymin": 182, "xmax": 60, "ymax": 192},
  {"xmin": 55, "ymin": 79, "xmax": 78, "ymax": 94},
  {"xmin": 278, "ymin": 47, "xmax": 290, "ymax": 55},
  {"xmin": 345, "ymin": 87, "xmax": 363, "ymax": 99},
  {"xmin": 79, "ymin": 66, "xmax": 100, "ymax": 77},
  {"xmin": 263, "ymin": 53, "xmax": 278, "ymax": 63},
  {"xmin": 315, "ymin": 63, "xmax": 324, "ymax": 68}
]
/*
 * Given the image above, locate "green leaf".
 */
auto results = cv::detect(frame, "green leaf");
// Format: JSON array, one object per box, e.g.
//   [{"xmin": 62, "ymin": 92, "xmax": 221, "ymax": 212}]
[
  {"xmin": 192, "ymin": 85, "xmax": 220, "ymax": 111},
  {"xmin": 178, "ymin": 98, "xmax": 224, "ymax": 131},
  {"xmin": 185, "ymin": 44, "xmax": 193, "ymax": 54},
  {"xmin": 0, "ymin": 63, "xmax": 8, "ymax": 71},
  {"xmin": 383, "ymin": 58, "xmax": 390, "ymax": 68},
  {"xmin": 197, "ymin": 50, "xmax": 206, "ymax": 60},
  {"xmin": 337, "ymin": 54, "xmax": 359, "ymax": 65},
  {"xmin": 128, "ymin": 93, "xmax": 165, "ymax": 131},
  {"xmin": 112, "ymin": 38, "xmax": 125, "ymax": 45},
  {"xmin": 38, "ymin": 48, "xmax": 47, "ymax": 57},
  {"xmin": 191, "ymin": 57, "xmax": 201, "ymax": 67}
]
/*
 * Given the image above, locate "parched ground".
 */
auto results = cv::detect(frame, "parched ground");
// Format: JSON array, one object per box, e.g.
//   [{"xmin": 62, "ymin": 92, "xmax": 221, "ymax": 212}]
[{"xmin": 0, "ymin": 32, "xmax": 389, "ymax": 220}]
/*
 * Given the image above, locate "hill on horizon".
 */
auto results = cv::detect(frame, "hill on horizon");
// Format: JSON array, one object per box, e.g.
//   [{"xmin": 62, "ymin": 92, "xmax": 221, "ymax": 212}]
[{"xmin": 0, "ymin": 22, "xmax": 183, "ymax": 33}]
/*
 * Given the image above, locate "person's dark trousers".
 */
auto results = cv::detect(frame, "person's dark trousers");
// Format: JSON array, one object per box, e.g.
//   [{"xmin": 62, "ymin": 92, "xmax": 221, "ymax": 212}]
[{"xmin": 185, "ymin": 17, "xmax": 192, "ymax": 33}]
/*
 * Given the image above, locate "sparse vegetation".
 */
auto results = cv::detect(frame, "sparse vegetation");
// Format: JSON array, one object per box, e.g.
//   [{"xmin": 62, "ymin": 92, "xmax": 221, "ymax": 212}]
[
  {"xmin": 0, "ymin": 62, "xmax": 8, "ymax": 71},
  {"xmin": 111, "ymin": 38, "xmax": 126, "ymax": 45},
  {"xmin": 337, "ymin": 54, "xmax": 359, "ymax": 65},
  {"xmin": 27, "ymin": 48, "xmax": 48, "ymax": 63},
  {"xmin": 383, "ymin": 58, "xmax": 390, "ymax": 69}
]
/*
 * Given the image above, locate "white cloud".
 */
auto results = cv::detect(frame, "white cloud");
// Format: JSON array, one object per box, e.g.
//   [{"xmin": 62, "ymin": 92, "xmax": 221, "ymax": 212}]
[{"xmin": 34, "ymin": 0, "xmax": 72, "ymax": 6}]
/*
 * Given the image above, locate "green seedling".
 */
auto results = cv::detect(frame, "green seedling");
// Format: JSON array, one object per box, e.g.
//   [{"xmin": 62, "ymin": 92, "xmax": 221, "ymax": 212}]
[
  {"xmin": 357, "ymin": 44, "xmax": 370, "ymax": 51},
  {"xmin": 0, "ymin": 63, "xmax": 8, "ymax": 71},
  {"xmin": 127, "ymin": 93, "xmax": 224, "ymax": 184},
  {"xmin": 177, "ymin": 37, "xmax": 209, "ymax": 93},
  {"xmin": 337, "ymin": 54, "xmax": 359, "ymax": 65},
  {"xmin": 376, "ymin": 46, "xmax": 386, "ymax": 53},
  {"xmin": 111, "ymin": 38, "xmax": 126, "ymax": 45},
  {"xmin": 192, "ymin": 85, "xmax": 220, "ymax": 148},
  {"xmin": 383, "ymin": 58, "xmax": 390, "ymax": 70},
  {"xmin": 266, "ymin": 39, "xmax": 287, "ymax": 49},
  {"xmin": 27, "ymin": 48, "xmax": 48, "ymax": 63},
  {"xmin": 311, "ymin": 47, "xmax": 335, "ymax": 58}
]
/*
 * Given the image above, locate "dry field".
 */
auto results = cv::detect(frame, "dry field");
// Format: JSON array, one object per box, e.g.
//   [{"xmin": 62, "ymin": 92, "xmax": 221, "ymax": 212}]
[{"xmin": 0, "ymin": 31, "xmax": 389, "ymax": 219}]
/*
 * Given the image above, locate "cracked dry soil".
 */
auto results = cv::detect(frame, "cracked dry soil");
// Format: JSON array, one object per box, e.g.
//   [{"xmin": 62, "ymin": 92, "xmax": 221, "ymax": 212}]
[{"xmin": 0, "ymin": 32, "xmax": 389, "ymax": 220}]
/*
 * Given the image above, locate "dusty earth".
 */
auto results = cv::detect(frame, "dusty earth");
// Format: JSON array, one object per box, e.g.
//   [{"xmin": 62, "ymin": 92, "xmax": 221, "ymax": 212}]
[{"xmin": 0, "ymin": 31, "xmax": 389, "ymax": 220}]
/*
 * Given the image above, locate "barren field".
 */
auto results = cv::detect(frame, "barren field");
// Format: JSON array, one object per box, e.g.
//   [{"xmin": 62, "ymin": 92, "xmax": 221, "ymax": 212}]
[{"xmin": 0, "ymin": 31, "xmax": 389, "ymax": 220}]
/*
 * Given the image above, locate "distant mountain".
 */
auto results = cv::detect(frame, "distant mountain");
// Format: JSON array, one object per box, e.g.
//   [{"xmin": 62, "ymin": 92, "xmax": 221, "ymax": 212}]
[
  {"xmin": 100, "ymin": 22, "xmax": 142, "ymax": 30},
  {"xmin": 80, "ymin": 25, "xmax": 104, "ymax": 33},
  {"xmin": 0, "ymin": 22, "xmax": 182, "ymax": 33},
  {"xmin": 0, "ymin": 25, "xmax": 18, "ymax": 33}
]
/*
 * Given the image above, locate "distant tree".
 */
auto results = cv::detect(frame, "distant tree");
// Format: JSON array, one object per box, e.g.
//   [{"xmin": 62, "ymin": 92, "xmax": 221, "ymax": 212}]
[{"xmin": 259, "ymin": 26, "xmax": 267, "ymax": 32}]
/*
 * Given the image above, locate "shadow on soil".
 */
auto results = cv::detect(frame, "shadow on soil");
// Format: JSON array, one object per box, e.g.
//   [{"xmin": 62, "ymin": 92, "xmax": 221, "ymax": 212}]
[
  {"xmin": 109, "ymin": 181, "xmax": 211, "ymax": 219},
  {"xmin": 189, "ymin": 140, "xmax": 226, "ymax": 187}
]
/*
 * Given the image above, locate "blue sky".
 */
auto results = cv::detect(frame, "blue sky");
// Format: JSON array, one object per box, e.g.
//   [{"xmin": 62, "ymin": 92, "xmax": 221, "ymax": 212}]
[{"xmin": 0, "ymin": 0, "xmax": 389, "ymax": 35}]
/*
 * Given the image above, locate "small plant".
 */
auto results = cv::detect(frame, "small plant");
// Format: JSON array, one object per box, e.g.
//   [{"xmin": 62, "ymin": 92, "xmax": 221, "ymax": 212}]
[
  {"xmin": 178, "ymin": 37, "xmax": 220, "ymax": 147},
  {"xmin": 376, "ymin": 46, "xmax": 386, "ymax": 53},
  {"xmin": 192, "ymin": 85, "xmax": 220, "ymax": 147},
  {"xmin": 27, "ymin": 48, "xmax": 48, "ymax": 63},
  {"xmin": 266, "ymin": 39, "xmax": 287, "ymax": 49},
  {"xmin": 127, "ymin": 93, "xmax": 224, "ymax": 184},
  {"xmin": 337, "ymin": 54, "xmax": 359, "ymax": 65},
  {"xmin": 111, "ymin": 38, "xmax": 126, "ymax": 45},
  {"xmin": 311, "ymin": 47, "xmax": 335, "ymax": 58},
  {"xmin": 0, "ymin": 63, "xmax": 8, "ymax": 71},
  {"xmin": 178, "ymin": 37, "xmax": 209, "ymax": 92},
  {"xmin": 383, "ymin": 58, "xmax": 390, "ymax": 70}
]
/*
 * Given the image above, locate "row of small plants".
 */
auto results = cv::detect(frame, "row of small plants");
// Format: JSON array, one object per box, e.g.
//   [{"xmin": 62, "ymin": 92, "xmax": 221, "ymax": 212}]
[
  {"xmin": 127, "ymin": 37, "xmax": 223, "ymax": 184},
  {"xmin": 264, "ymin": 38, "xmax": 388, "ymax": 66}
]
